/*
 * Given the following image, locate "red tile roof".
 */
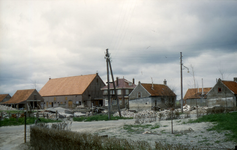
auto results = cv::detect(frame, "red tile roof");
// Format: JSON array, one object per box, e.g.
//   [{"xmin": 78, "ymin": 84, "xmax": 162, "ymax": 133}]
[
  {"xmin": 39, "ymin": 74, "xmax": 97, "ymax": 97},
  {"xmin": 222, "ymin": 80, "xmax": 237, "ymax": 94},
  {"xmin": 184, "ymin": 87, "xmax": 212, "ymax": 100},
  {"xmin": 4, "ymin": 89, "xmax": 35, "ymax": 104},
  {"xmin": 101, "ymin": 78, "xmax": 136, "ymax": 90},
  {"xmin": 0, "ymin": 94, "xmax": 9, "ymax": 102},
  {"xmin": 141, "ymin": 83, "xmax": 176, "ymax": 97}
]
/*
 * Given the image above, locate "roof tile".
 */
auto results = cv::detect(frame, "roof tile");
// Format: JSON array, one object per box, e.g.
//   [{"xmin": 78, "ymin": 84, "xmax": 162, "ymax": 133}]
[
  {"xmin": 4, "ymin": 89, "xmax": 35, "ymax": 104},
  {"xmin": 39, "ymin": 74, "xmax": 97, "ymax": 96},
  {"xmin": 184, "ymin": 88, "xmax": 212, "ymax": 100},
  {"xmin": 141, "ymin": 83, "xmax": 176, "ymax": 97},
  {"xmin": 222, "ymin": 80, "xmax": 237, "ymax": 94}
]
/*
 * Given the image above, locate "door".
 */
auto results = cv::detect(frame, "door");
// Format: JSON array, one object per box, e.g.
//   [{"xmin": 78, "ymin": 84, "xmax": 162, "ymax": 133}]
[{"xmin": 68, "ymin": 100, "xmax": 73, "ymax": 108}]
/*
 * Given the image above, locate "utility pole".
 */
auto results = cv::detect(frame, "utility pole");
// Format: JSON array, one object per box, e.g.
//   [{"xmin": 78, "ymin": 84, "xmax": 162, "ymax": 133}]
[
  {"xmin": 106, "ymin": 49, "xmax": 111, "ymax": 119},
  {"xmin": 108, "ymin": 60, "xmax": 122, "ymax": 117},
  {"xmin": 105, "ymin": 49, "xmax": 122, "ymax": 118},
  {"xmin": 180, "ymin": 52, "xmax": 183, "ymax": 113}
]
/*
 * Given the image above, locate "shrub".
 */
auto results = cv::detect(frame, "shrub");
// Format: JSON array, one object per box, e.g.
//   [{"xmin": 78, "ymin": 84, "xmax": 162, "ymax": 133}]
[{"xmin": 30, "ymin": 126, "xmax": 151, "ymax": 150}]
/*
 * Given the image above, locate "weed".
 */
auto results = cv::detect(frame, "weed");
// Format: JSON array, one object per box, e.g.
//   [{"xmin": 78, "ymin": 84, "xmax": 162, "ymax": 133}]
[{"xmin": 163, "ymin": 125, "xmax": 168, "ymax": 127}]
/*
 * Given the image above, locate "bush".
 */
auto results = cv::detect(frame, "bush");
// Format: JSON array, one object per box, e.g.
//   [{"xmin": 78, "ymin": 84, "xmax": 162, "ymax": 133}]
[{"xmin": 30, "ymin": 126, "xmax": 151, "ymax": 150}]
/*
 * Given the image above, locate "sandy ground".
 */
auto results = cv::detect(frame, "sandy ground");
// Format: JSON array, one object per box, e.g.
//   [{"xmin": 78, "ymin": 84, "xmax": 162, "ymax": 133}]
[{"xmin": 0, "ymin": 117, "xmax": 236, "ymax": 150}]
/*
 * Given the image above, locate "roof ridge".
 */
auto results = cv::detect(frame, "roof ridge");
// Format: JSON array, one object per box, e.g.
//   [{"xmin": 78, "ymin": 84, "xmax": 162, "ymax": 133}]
[{"xmin": 50, "ymin": 74, "xmax": 96, "ymax": 80}]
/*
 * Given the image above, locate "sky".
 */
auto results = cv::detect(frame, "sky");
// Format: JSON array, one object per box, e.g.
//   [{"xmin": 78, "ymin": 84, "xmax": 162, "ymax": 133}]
[{"xmin": 0, "ymin": 0, "xmax": 237, "ymax": 99}]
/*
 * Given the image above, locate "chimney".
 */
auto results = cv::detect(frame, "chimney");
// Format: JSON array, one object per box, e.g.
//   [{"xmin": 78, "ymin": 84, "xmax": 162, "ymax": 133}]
[
  {"xmin": 163, "ymin": 79, "xmax": 167, "ymax": 85},
  {"xmin": 49, "ymin": 77, "xmax": 51, "ymax": 80},
  {"xmin": 234, "ymin": 77, "xmax": 237, "ymax": 82},
  {"xmin": 133, "ymin": 78, "xmax": 135, "ymax": 84},
  {"xmin": 116, "ymin": 77, "xmax": 119, "ymax": 86}
]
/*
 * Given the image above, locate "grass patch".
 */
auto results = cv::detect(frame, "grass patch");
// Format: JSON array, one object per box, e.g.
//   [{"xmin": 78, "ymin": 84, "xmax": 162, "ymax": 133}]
[
  {"xmin": 123, "ymin": 124, "xmax": 152, "ymax": 133},
  {"xmin": 188, "ymin": 112, "xmax": 237, "ymax": 142},
  {"xmin": 163, "ymin": 125, "xmax": 168, "ymax": 127},
  {"xmin": 0, "ymin": 117, "xmax": 61, "ymax": 127},
  {"xmin": 151, "ymin": 123, "xmax": 160, "ymax": 129},
  {"xmin": 73, "ymin": 114, "xmax": 132, "ymax": 122},
  {"xmin": 175, "ymin": 134, "xmax": 182, "ymax": 136},
  {"xmin": 215, "ymin": 140, "xmax": 220, "ymax": 143}
]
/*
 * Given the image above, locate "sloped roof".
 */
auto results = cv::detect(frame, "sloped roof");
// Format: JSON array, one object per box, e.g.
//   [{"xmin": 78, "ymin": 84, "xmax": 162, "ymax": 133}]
[
  {"xmin": 101, "ymin": 78, "xmax": 136, "ymax": 90},
  {"xmin": 0, "ymin": 94, "xmax": 10, "ymax": 102},
  {"xmin": 141, "ymin": 83, "xmax": 176, "ymax": 97},
  {"xmin": 39, "ymin": 74, "xmax": 97, "ymax": 97},
  {"xmin": 222, "ymin": 80, "xmax": 237, "ymax": 94},
  {"xmin": 184, "ymin": 87, "xmax": 212, "ymax": 100},
  {"xmin": 4, "ymin": 89, "xmax": 35, "ymax": 104}
]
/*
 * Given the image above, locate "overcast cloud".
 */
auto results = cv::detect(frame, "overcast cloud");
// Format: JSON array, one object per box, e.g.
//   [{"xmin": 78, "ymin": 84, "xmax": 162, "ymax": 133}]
[{"xmin": 0, "ymin": 0, "xmax": 237, "ymax": 99}]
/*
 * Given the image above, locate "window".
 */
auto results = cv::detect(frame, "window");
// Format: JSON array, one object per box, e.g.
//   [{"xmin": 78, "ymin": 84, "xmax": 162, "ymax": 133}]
[
  {"xmin": 125, "ymin": 89, "xmax": 129, "ymax": 95},
  {"xmin": 34, "ymin": 95, "xmax": 37, "ymax": 100},
  {"xmin": 110, "ymin": 90, "xmax": 115, "ymax": 95},
  {"xmin": 103, "ymin": 90, "xmax": 108, "ymax": 95},
  {"xmin": 117, "ymin": 89, "xmax": 121, "ymax": 95},
  {"xmin": 137, "ymin": 92, "xmax": 141, "ymax": 98},
  {"xmin": 218, "ymin": 88, "xmax": 222, "ymax": 93}
]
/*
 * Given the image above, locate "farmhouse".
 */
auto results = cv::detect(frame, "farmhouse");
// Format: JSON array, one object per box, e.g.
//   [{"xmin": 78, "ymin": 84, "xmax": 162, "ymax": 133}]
[
  {"xmin": 207, "ymin": 78, "xmax": 237, "ymax": 107},
  {"xmin": 128, "ymin": 80, "xmax": 176, "ymax": 111},
  {"xmin": 0, "ymin": 94, "xmax": 11, "ymax": 105},
  {"xmin": 184, "ymin": 87, "xmax": 212, "ymax": 107},
  {"xmin": 3, "ymin": 89, "xmax": 44, "ymax": 110},
  {"xmin": 39, "ymin": 73, "xmax": 105, "ymax": 108},
  {"xmin": 101, "ymin": 77, "xmax": 136, "ymax": 108}
]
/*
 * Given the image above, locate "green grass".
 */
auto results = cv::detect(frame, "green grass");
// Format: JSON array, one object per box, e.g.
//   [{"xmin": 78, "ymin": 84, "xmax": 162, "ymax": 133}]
[
  {"xmin": 0, "ymin": 117, "xmax": 61, "ymax": 127},
  {"xmin": 73, "ymin": 114, "xmax": 133, "ymax": 122},
  {"xmin": 151, "ymin": 123, "xmax": 160, "ymax": 129},
  {"xmin": 188, "ymin": 112, "xmax": 237, "ymax": 142}
]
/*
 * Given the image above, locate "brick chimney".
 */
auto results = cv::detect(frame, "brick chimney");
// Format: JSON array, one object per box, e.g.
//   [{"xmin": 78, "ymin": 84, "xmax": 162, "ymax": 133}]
[
  {"xmin": 163, "ymin": 79, "xmax": 167, "ymax": 85},
  {"xmin": 234, "ymin": 77, "xmax": 237, "ymax": 82},
  {"xmin": 133, "ymin": 78, "xmax": 135, "ymax": 84}
]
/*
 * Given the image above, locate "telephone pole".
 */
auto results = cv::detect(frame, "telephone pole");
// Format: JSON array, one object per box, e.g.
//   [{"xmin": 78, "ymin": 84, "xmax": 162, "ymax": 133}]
[
  {"xmin": 105, "ymin": 49, "xmax": 122, "ymax": 119},
  {"xmin": 109, "ymin": 60, "xmax": 122, "ymax": 117},
  {"xmin": 106, "ymin": 49, "xmax": 111, "ymax": 119},
  {"xmin": 180, "ymin": 52, "xmax": 183, "ymax": 113}
]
